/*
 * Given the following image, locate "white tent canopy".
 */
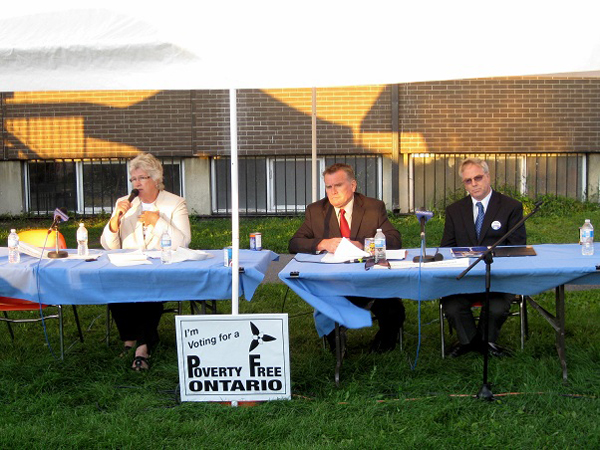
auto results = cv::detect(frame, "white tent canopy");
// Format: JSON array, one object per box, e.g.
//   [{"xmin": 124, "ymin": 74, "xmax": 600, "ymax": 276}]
[
  {"xmin": 3, "ymin": 0, "xmax": 600, "ymax": 309},
  {"xmin": 2, "ymin": 1, "xmax": 600, "ymax": 91}
]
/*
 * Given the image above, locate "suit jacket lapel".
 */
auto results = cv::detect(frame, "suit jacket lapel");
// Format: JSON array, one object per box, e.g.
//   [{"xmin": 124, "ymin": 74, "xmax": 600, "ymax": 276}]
[
  {"xmin": 322, "ymin": 201, "xmax": 339, "ymax": 238},
  {"xmin": 350, "ymin": 194, "xmax": 365, "ymax": 240}
]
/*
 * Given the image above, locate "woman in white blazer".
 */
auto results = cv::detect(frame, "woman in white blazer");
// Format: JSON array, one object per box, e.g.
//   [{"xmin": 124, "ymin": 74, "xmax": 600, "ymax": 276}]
[{"xmin": 101, "ymin": 153, "xmax": 191, "ymax": 371}]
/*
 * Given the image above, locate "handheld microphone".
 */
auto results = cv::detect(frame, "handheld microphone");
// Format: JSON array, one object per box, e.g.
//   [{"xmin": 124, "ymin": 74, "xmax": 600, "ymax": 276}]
[
  {"xmin": 118, "ymin": 189, "xmax": 140, "ymax": 217},
  {"xmin": 127, "ymin": 188, "xmax": 140, "ymax": 203}
]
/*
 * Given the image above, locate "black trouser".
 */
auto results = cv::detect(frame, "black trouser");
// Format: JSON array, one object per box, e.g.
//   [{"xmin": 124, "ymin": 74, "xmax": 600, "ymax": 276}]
[
  {"xmin": 347, "ymin": 296, "xmax": 405, "ymax": 338},
  {"xmin": 441, "ymin": 293, "xmax": 512, "ymax": 345},
  {"xmin": 109, "ymin": 302, "xmax": 163, "ymax": 349}
]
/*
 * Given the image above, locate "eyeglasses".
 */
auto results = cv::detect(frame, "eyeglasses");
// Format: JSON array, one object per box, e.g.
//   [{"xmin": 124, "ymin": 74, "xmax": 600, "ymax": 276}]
[
  {"xmin": 462, "ymin": 174, "xmax": 485, "ymax": 185},
  {"xmin": 129, "ymin": 176, "xmax": 151, "ymax": 183},
  {"xmin": 365, "ymin": 258, "xmax": 391, "ymax": 271}
]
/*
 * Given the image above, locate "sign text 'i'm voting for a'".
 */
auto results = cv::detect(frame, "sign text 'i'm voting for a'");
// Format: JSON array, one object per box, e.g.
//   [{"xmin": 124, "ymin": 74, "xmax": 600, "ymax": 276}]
[{"xmin": 175, "ymin": 314, "xmax": 291, "ymax": 402}]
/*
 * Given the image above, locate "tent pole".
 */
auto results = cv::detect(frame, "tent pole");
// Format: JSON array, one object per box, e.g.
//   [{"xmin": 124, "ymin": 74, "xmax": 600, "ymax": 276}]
[
  {"xmin": 312, "ymin": 87, "xmax": 317, "ymax": 202},
  {"xmin": 230, "ymin": 88, "xmax": 239, "ymax": 315}
]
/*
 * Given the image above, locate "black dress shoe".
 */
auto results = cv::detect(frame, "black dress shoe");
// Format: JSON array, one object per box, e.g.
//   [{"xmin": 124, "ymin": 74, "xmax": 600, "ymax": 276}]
[
  {"xmin": 485, "ymin": 342, "xmax": 512, "ymax": 358},
  {"xmin": 448, "ymin": 342, "xmax": 475, "ymax": 358}
]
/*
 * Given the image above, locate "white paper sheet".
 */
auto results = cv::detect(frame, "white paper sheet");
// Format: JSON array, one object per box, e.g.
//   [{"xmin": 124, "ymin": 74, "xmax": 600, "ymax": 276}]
[
  {"xmin": 144, "ymin": 248, "xmax": 213, "ymax": 263},
  {"xmin": 107, "ymin": 251, "xmax": 151, "ymax": 266},
  {"xmin": 320, "ymin": 238, "xmax": 370, "ymax": 263}
]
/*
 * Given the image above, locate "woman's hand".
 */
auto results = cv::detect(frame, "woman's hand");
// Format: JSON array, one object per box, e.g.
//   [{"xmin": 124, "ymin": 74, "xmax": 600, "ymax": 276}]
[
  {"xmin": 109, "ymin": 199, "xmax": 133, "ymax": 233},
  {"xmin": 139, "ymin": 211, "xmax": 160, "ymax": 227}
]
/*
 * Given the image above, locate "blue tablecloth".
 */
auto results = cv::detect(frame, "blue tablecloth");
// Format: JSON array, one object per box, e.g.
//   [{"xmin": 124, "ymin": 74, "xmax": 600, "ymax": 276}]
[
  {"xmin": 0, "ymin": 249, "xmax": 278, "ymax": 305},
  {"xmin": 279, "ymin": 244, "xmax": 600, "ymax": 334}
]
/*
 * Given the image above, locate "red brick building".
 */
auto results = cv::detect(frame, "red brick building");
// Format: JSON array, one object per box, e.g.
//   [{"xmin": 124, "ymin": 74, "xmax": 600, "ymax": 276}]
[{"xmin": 1, "ymin": 77, "xmax": 599, "ymax": 216}]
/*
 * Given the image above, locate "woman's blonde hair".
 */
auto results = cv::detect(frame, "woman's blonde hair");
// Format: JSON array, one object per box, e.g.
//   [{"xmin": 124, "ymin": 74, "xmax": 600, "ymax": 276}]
[{"xmin": 130, "ymin": 153, "xmax": 164, "ymax": 191}]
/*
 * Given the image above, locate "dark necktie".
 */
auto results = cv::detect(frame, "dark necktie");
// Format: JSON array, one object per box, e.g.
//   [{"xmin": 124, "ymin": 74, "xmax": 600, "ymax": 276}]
[
  {"xmin": 339, "ymin": 209, "xmax": 351, "ymax": 238},
  {"xmin": 475, "ymin": 202, "xmax": 485, "ymax": 238}
]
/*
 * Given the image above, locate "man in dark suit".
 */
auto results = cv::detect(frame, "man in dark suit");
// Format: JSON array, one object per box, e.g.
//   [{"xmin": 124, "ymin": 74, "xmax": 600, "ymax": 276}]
[
  {"xmin": 289, "ymin": 163, "xmax": 404, "ymax": 352},
  {"xmin": 440, "ymin": 157, "xmax": 526, "ymax": 357}
]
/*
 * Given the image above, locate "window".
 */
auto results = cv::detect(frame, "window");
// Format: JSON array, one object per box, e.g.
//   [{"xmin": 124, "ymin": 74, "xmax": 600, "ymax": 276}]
[
  {"xmin": 267, "ymin": 157, "xmax": 325, "ymax": 212},
  {"xmin": 81, "ymin": 159, "xmax": 128, "ymax": 214},
  {"xmin": 26, "ymin": 158, "xmax": 184, "ymax": 215},
  {"xmin": 26, "ymin": 160, "xmax": 77, "ymax": 215},
  {"xmin": 211, "ymin": 155, "xmax": 381, "ymax": 215}
]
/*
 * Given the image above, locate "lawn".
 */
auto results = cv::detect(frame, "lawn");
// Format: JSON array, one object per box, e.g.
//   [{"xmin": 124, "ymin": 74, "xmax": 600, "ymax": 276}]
[{"xmin": 1, "ymin": 197, "xmax": 600, "ymax": 448}]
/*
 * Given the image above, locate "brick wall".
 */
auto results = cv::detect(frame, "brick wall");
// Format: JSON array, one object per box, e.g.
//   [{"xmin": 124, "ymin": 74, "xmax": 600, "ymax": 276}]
[
  {"xmin": 396, "ymin": 78, "xmax": 600, "ymax": 154},
  {"xmin": 2, "ymin": 79, "xmax": 600, "ymax": 160},
  {"xmin": 3, "ymin": 90, "xmax": 194, "ymax": 159},
  {"xmin": 191, "ymin": 86, "xmax": 391, "ymax": 157}
]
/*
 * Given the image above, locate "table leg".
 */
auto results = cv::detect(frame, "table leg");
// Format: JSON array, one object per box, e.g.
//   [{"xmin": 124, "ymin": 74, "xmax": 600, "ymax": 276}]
[
  {"xmin": 526, "ymin": 286, "xmax": 567, "ymax": 382},
  {"xmin": 334, "ymin": 322, "xmax": 346, "ymax": 386},
  {"xmin": 555, "ymin": 285, "xmax": 568, "ymax": 382}
]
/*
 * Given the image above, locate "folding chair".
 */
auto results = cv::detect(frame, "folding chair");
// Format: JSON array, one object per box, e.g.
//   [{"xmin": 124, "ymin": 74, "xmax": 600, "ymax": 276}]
[
  {"xmin": 439, "ymin": 294, "xmax": 528, "ymax": 358},
  {"xmin": 0, "ymin": 229, "xmax": 84, "ymax": 359}
]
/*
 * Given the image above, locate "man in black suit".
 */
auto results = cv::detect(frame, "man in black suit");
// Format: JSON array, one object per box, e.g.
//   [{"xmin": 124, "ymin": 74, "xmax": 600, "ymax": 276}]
[
  {"xmin": 440, "ymin": 157, "xmax": 526, "ymax": 357},
  {"xmin": 289, "ymin": 163, "xmax": 404, "ymax": 352}
]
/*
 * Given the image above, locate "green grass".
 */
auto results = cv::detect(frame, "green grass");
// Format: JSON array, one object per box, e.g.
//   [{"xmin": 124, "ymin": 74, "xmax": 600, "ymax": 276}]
[
  {"xmin": 1, "ymin": 196, "xmax": 600, "ymax": 448},
  {"xmin": 0, "ymin": 287, "xmax": 599, "ymax": 448}
]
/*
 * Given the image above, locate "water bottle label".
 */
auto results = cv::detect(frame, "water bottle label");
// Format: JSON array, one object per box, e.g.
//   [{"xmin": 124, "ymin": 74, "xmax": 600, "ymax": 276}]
[
  {"xmin": 8, "ymin": 236, "xmax": 18, "ymax": 247},
  {"xmin": 581, "ymin": 229, "xmax": 593, "ymax": 239}
]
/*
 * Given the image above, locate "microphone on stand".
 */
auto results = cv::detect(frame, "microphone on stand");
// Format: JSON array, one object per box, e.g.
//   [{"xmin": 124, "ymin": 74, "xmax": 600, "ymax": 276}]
[
  {"xmin": 413, "ymin": 210, "xmax": 443, "ymax": 263},
  {"xmin": 48, "ymin": 207, "xmax": 69, "ymax": 233},
  {"xmin": 48, "ymin": 207, "xmax": 69, "ymax": 259},
  {"xmin": 416, "ymin": 210, "xmax": 434, "ymax": 234}
]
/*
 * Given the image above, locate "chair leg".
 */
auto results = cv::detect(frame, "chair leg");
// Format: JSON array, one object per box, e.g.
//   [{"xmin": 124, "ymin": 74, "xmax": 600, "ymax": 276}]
[
  {"xmin": 106, "ymin": 305, "xmax": 111, "ymax": 346},
  {"xmin": 398, "ymin": 325, "xmax": 403, "ymax": 352},
  {"xmin": 58, "ymin": 305, "xmax": 64, "ymax": 360},
  {"xmin": 439, "ymin": 301, "xmax": 446, "ymax": 358},
  {"xmin": 523, "ymin": 296, "xmax": 529, "ymax": 339},
  {"xmin": 3, "ymin": 312, "xmax": 15, "ymax": 340},
  {"xmin": 519, "ymin": 295, "xmax": 528, "ymax": 350},
  {"xmin": 72, "ymin": 306, "xmax": 84, "ymax": 343}
]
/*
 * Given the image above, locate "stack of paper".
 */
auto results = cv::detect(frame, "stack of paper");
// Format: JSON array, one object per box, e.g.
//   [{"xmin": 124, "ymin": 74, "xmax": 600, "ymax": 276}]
[
  {"xmin": 107, "ymin": 251, "xmax": 151, "ymax": 266},
  {"xmin": 321, "ymin": 238, "xmax": 370, "ymax": 263}
]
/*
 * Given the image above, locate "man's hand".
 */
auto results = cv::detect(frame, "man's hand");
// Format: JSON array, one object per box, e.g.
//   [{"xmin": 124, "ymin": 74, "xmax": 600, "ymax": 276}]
[
  {"xmin": 317, "ymin": 238, "xmax": 364, "ymax": 253},
  {"xmin": 317, "ymin": 238, "xmax": 342, "ymax": 253}
]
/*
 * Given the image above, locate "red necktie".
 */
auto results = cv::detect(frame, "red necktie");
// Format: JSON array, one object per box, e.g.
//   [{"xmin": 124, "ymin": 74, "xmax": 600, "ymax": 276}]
[{"xmin": 339, "ymin": 209, "xmax": 351, "ymax": 238}]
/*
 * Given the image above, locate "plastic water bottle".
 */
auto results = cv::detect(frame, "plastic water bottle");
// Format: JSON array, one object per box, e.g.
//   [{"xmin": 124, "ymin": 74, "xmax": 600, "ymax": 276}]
[
  {"xmin": 161, "ymin": 230, "xmax": 172, "ymax": 264},
  {"xmin": 77, "ymin": 223, "xmax": 89, "ymax": 256},
  {"xmin": 374, "ymin": 228, "xmax": 386, "ymax": 262},
  {"xmin": 580, "ymin": 219, "xmax": 594, "ymax": 256},
  {"xmin": 7, "ymin": 229, "xmax": 20, "ymax": 264}
]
